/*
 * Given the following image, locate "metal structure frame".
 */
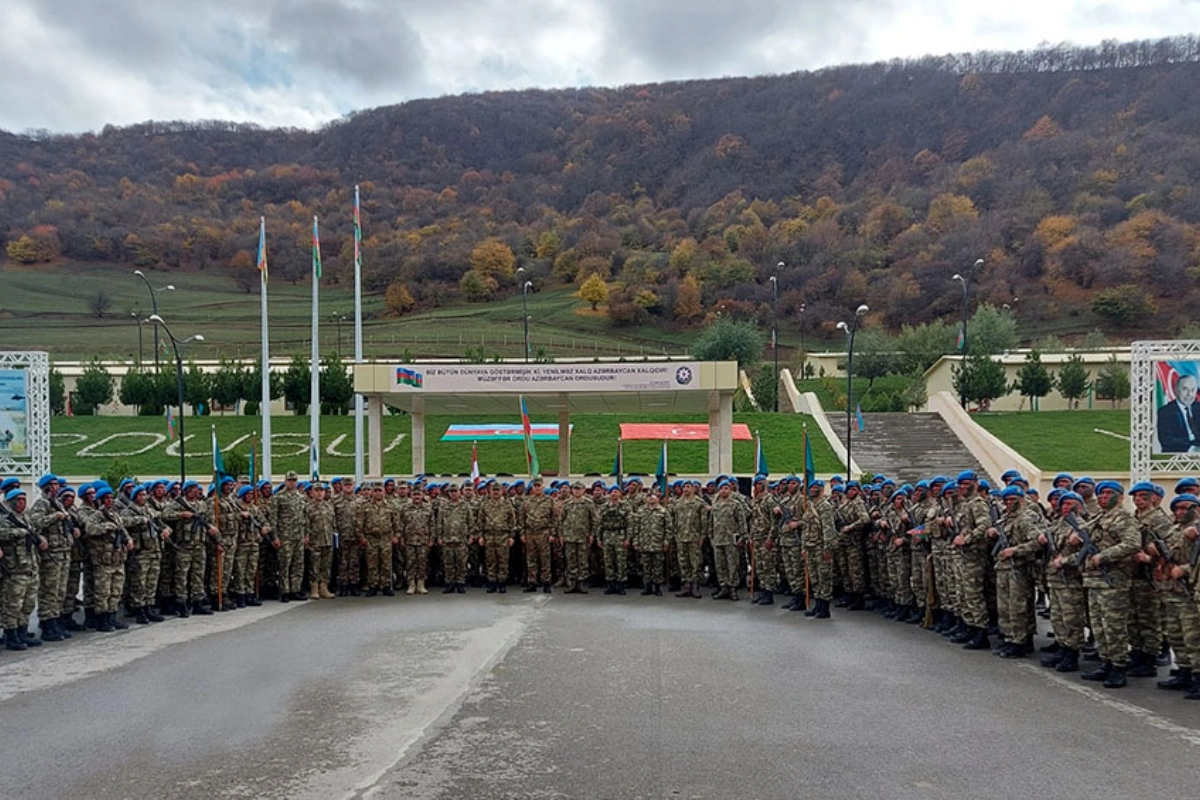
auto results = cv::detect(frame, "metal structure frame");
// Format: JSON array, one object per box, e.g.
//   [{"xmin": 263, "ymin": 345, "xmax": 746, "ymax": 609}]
[
  {"xmin": 0, "ymin": 351, "xmax": 50, "ymax": 480},
  {"xmin": 1130, "ymin": 339, "xmax": 1200, "ymax": 480}
]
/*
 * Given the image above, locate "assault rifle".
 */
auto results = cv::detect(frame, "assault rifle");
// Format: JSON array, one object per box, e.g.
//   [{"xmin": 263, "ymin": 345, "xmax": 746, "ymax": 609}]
[
  {"xmin": 988, "ymin": 504, "xmax": 1011, "ymax": 559},
  {"xmin": 1, "ymin": 504, "xmax": 43, "ymax": 554},
  {"xmin": 175, "ymin": 496, "xmax": 211, "ymax": 540},
  {"xmin": 775, "ymin": 502, "xmax": 794, "ymax": 535},
  {"xmin": 100, "ymin": 506, "xmax": 131, "ymax": 551},
  {"xmin": 1063, "ymin": 512, "xmax": 1114, "ymax": 587}
]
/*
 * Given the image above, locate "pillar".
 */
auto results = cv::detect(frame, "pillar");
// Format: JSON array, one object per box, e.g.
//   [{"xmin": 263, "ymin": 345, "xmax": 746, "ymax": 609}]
[
  {"xmin": 708, "ymin": 396, "xmax": 721, "ymax": 477},
  {"xmin": 558, "ymin": 408, "xmax": 571, "ymax": 477},
  {"xmin": 367, "ymin": 394, "xmax": 383, "ymax": 478},
  {"xmin": 718, "ymin": 390, "xmax": 734, "ymax": 474},
  {"xmin": 412, "ymin": 400, "xmax": 426, "ymax": 476}
]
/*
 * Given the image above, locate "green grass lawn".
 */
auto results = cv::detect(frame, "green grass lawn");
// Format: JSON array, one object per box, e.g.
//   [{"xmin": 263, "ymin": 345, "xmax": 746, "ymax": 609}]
[
  {"xmin": 794, "ymin": 376, "xmax": 914, "ymax": 411},
  {"xmin": 972, "ymin": 410, "xmax": 1130, "ymax": 472},
  {"xmin": 49, "ymin": 412, "xmax": 841, "ymax": 479}
]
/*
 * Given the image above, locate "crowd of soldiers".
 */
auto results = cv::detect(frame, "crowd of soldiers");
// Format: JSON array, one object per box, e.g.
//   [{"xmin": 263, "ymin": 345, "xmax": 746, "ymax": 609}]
[{"xmin": 2, "ymin": 467, "xmax": 1199, "ymax": 699}]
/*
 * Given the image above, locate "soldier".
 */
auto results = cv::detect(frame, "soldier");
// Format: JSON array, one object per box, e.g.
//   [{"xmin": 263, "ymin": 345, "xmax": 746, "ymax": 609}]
[
  {"xmin": 149, "ymin": 480, "xmax": 176, "ymax": 616},
  {"xmin": 560, "ymin": 481, "xmax": 598, "ymax": 594},
  {"xmin": 598, "ymin": 486, "xmax": 631, "ymax": 595},
  {"xmin": 306, "ymin": 483, "xmax": 337, "ymax": 599},
  {"xmin": 802, "ymin": 480, "xmax": 837, "ymax": 618},
  {"xmin": 880, "ymin": 489, "xmax": 915, "ymax": 621},
  {"xmin": 55, "ymin": 485, "xmax": 86, "ymax": 634},
  {"xmin": 270, "ymin": 471, "xmax": 310, "ymax": 602},
  {"xmin": 162, "ymin": 481, "xmax": 217, "ymax": 617},
  {"xmin": 709, "ymin": 479, "xmax": 746, "ymax": 601},
  {"xmin": 748, "ymin": 475, "xmax": 779, "ymax": 605},
  {"xmin": 990, "ymin": 485, "xmax": 1044, "ymax": 658},
  {"xmin": 907, "ymin": 481, "xmax": 934, "ymax": 626},
  {"xmin": 1075, "ymin": 481, "xmax": 1142, "ymax": 688},
  {"xmin": 837, "ymin": 481, "xmax": 870, "ymax": 610},
  {"xmin": 333, "ymin": 478, "xmax": 361, "ymax": 595},
  {"xmin": 1147, "ymin": 493, "xmax": 1200, "ymax": 695},
  {"xmin": 478, "ymin": 481, "xmax": 517, "ymax": 593},
  {"xmin": 778, "ymin": 478, "xmax": 808, "ymax": 611},
  {"xmin": 520, "ymin": 477, "xmax": 557, "ymax": 593},
  {"xmin": 121, "ymin": 484, "xmax": 166, "ymax": 624},
  {"xmin": 86, "ymin": 487, "xmax": 135, "ymax": 632},
  {"xmin": 1040, "ymin": 491, "xmax": 1088, "ymax": 672},
  {"xmin": 207, "ymin": 476, "xmax": 239, "ymax": 610},
  {"xmin": 358, "ymin": 484, "xmax": 398, "ymax": 596},
  {"xmin": 29, "ymin": 474, "xmax": 75, "ymax": 642},
  {"xmin": 671, "ymin": 481, "xmax": 709, "ymax": 599},
  {"xmin": 950, "ymin": 471, "xmax": 993, "ymax": 650},
  {"xmin": 1128, "ymin": 481, "xmax": 1170, "ymax": 678},
  {"xmin": 230, "ymin": 485, "xmax": 265, "ymax": 607},
  {"xmin": 634, "ymin": 490, "xmax": 673, "ymax": 596},
  {"xmin": 1074, "ymin": 477, "xmax": 1100, "ymax": 518},
  {"xmin": 1, "ymin": 487, "xmax": 47, "ymax": 650},
  {"xmin": 438, "ymin": 483, "xmax": 474, "ymax": 593},
  {"xmin": 401, "ymin": 487, "xmax": 435, "ymax": 595}
]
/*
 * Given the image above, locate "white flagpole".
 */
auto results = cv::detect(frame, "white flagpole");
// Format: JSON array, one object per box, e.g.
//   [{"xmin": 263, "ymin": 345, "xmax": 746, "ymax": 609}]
[
  {"xmin": 310, "ymin": 215, "xmax": 321, "ymax": 480},
  {"xmin": 259, "ymin": 216, "xmax": 272, "ymax": 480},
  {"xmin": 353, "ymin": 185, "xmax": 365, "ymax": 484}
]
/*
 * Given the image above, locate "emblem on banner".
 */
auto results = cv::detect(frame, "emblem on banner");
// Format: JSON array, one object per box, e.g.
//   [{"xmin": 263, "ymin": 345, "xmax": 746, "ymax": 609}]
[{"xmin": 674, "ymin": 366, "xmax": 693, "ymax": 385}]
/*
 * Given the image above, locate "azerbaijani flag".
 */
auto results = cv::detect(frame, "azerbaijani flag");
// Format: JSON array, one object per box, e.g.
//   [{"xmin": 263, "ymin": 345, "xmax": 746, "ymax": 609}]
[
  {"xmin": 257, "ymin": 217, "xmax": 268, "ymax": 284},
  {"xmin": 956, "ymin": 322, "xmax": 965, "ymax": 352},
  {"xmin": 166, "ymin": 406, "xmax": 176, "ymax": 439},
  {"xmin": 312, "ymin": 216, "xmax": 322, "ymax": 280},
  {"xmin": 755, "ymin": 431, "xmax": 768, "ymax": 476},
  {"xmin": 309, "ymin": 437, "xmax": 319, "ymax": 481},
  {"xmin": 441, "ymin": 423, "xmax": 566, "ymax": 441},
  {"xmin": 520, "ymin": 395, "xmax": 540, "ymax": 477},
  {"xmin": 856, "ymin": 403, "xmax": 865, "ymax": 433},
  {"xmin": 470, "ymin": 441, "xmax": 481, "ymax": 486},
  {"xmin": 353, "ymin": 187, "xmax": 362, "ymax": 270},
  {"xmin": 655, "ymin": 440, "xmax": 668, "ymax": 495},
  {"xmin": 611, "ymin": 439, "xmax": 624, "ymax": 482}
]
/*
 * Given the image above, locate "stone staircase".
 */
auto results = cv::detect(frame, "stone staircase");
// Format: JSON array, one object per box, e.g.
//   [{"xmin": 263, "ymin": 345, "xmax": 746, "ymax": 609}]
[{"xmin": 827, "ymin": 412, "xmax": 989, "ymax": 484}]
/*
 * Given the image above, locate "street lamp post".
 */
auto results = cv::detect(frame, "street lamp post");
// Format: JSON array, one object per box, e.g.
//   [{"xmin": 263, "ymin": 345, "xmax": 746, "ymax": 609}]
[
  {"xmin": 799, "ymin": 303, "xmax": 807, "ymax": 376},
  {"xmin": 951, "ymin": 258, "xmax": 984, "ymax": 409},
  {"xmin": 770, "ymin": 261, "xmax": 783, "ymax": 412},
  {"xmin": 522, "ymin": 281, "xmax": 533, "ymax": 363},
  {"xmin": 133, "ymin": 270, "xmax": 175, "ymax": 371},
  {"xmin": 151, "ymin": 314, "xmax": 203, "ymax": 484},
  {"xmin": 835, "ymin": 304, "xmax": 869, "ymax": 478},
  {"xmin": 131, "ymin": 312, "xmax": 145, "ymax": 367},
  {"xmin": 331, "ymin": 313, "xmax": 347, "ymax": 359}
]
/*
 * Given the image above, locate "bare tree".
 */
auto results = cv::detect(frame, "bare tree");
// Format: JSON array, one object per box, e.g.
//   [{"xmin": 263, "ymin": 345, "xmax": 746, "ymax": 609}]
[{"xmin": 89, "ymin": 289, "xmax": 113, "ymax": 318}]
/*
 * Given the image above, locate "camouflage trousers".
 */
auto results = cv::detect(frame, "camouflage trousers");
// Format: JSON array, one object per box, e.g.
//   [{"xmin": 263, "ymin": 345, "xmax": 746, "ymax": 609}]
[
  {"xmin": 127, "ymin": 550, "xmax": 161, "ymax": 609},
  {"xmin": 1088, "ymin": 582, "xmax": 1132, "ymax": 667},
  {"xmin": 957, "ymin": 551, "xmax": 989, "ymax": 628},
  {"xmin": 887, "ymin": 547, "xmax": 913, "ymax": 605},
  {"xmin": 525, "ymin": 534, "xmax": 551, "ymax": 585},
  {"xmin": 173, "ymin": 539, "xmax": 207, "ymax": 603},
  {"xmin": 277, "ymin": 536, "xmax": 305, "ymax": 595},
  {"xmin": 232, "ymin": 539, "xmax": 260, "ymax": 595},
  {"xmin": 484, "ymin": 537, "xmax": 509, "ymax": 582},
  {"xmin": 996, "ymin": 565, "xmax": 1036, "ymax": 644},
  {"xmin": 1161, "ymin": 592, "xmax": 1200, "ymax": 669},
  {"xmin": 1047, "ymin": 577, "xmax": 1087, "ymax": 650},
  {"xmin": 639, "ymin": 551, "xmax": 665, "ymax": 586},
  {"xmin": 93, "ymin": 563, "xmax": 125, "ymax": 614},
  {"xmin": 751, "ymin": 540, "xmax": 778, "ymax": 592},
  {"xmin": 602, "ymin": 540, "xmax": 628, "ymax": 582},
  {"xmin": 676, "ymin": 539, "xmax": 703, "ymax": 585},
  {"xmin": 337, "ymin": 540, "xmax": 361, "ymax": 587},
  {"xmin": 910, "ymin": 548, "xmax": 928, "ymax": 607},
  {"xmin": 1128, "ymin": 578, "xmax": 1162, "ymax": 655},
  {"xmin": 66, "ymin": 544, "xmax": 83, "ymax": 613},
  {"xmin": 208, "ymin": 538, "xmax": 237, "ymax": 600},
  {"xmin": 37, "ymin": 549, "xmax": 71, "ymax": 620},
  {"xmin": 1, "ymin": 565, "xmax": 37, "ymax": 628},
  {"xmin": 836, "ymin": 533, "xmax": 866, "ymax": 593},
  {"xmin": 310, "ymin": 545, "xmax": 332, "ymax": 589},
  {"xmin": 779, "ymin": 543, "xmax": 804, "ymax": 596},
  {"xmin": 932, "ymin": 541, "xmax": 957, "ymax": 613},
  {"xmin": 363, "ymin": 535, "xmax": 392, "ymax": 589},
  {"xmin": 712, "ymin": 543, "xmax": 739, "ymax": 589},
  {"xmin": 868, "ymin": 543, "xmax": 889, "ymax": 599},
  {"xmin": 405, "ymin": 544, "xmax": 429, "ymax": 583},
  {"xmin": 442, "ymin": 542, "xmax": 468, "ymax": 585},
  {"xmin": 392, "ymin": 544, "xmax": 407, "ymax": 587},
  {"xmin": 562, "ymin": 540, "xmax": 588, "ymax": 585},
  {"xmin": 805, "ymin": 544, "xmax": 833, "ymax": 601},
  {"xmin": 157, "ymin": 547, "xmax": 174, "ymax": 605}
]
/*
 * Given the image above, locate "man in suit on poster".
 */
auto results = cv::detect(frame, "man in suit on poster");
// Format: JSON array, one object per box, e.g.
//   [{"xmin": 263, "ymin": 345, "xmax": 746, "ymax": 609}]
[{"xmin": 1157, "ymin": 373, "xmax": 1200, "ymax": 453}]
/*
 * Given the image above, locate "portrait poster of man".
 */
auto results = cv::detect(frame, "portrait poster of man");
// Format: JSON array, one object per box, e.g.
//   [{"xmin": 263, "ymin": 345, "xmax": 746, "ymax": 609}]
[
  {"xmin": 0, "ymin": 368, "xmax": 29, "ymax": 457},
  {"xmin": 1154, "ymin": 360, "xmax": 1200, "ymax": 455}
]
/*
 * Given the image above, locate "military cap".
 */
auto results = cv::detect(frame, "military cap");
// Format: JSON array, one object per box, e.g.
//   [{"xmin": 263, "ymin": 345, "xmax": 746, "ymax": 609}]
[
  {"xmin": 37, "ymin": 473, "xmax": 59, "ymax": 488},
  {"xmin": 1000, "ymin": 485, "xmax": 1024, "ymax": 500},
  {"xmin": 285, "ymin": 470, "xmax": 299, "ymax": 480},
  {"xmin": 1000, "ymin": 469, "xmax": 1020, "ymax": 483},
  {"xmin": 956, "ymin": 470, "xmax": 977, "ymax": 483},
  {"xmin": 1073, "ymin": 476, "xmax": 1095, "ymax": 488},
  {"xmin": 571, "ymin": 480, "xmax": 585, "ymax": 489},
  {"xmin": 0, "ymin": 477, "xmax": 19, "ymax": 492},
  {"xmin": 1130, "ymin": 480, "xmax": 1162, "ymax": 498},
  {"xmin": 94, "ymin": 486, "xmax": 114, "ymax": 501},
  {"xmin": 1058, "ymin": 490, "xmax": 1083, "ymax": 507},
  {"xmin": 1095, "ymin": 480, "xmax": 1124, "ymax": 495},
  {"xmin": 1170, "ymin": 493, "xmax": 1199, "ymax": 510},
  {"xmin": 57, "ymin": 485, "xmax": 76, "ymax": 498},
  {"xmin": 1174, "ymin": 477, "xmax": 1200, "ymax": 494},
  {"xmin": 5, "ymin": 488, "xmax": 26, "ymax": 502}
]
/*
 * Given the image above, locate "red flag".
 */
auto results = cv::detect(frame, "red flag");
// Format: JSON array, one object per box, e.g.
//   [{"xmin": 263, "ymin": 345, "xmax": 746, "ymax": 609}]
[
  {"xmin": 66, "ymin": 394, "xmax": 74, "ymax": 417},
  {"xmin": 470, "ymin": 441, "xmax": 481, "ymax": 486}
]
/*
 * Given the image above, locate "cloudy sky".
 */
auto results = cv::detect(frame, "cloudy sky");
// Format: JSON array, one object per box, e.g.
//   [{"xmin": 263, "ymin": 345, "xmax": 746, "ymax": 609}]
[{"xmin": 2, "ymin": 0, "xmax": 1197, "ymax": 133}]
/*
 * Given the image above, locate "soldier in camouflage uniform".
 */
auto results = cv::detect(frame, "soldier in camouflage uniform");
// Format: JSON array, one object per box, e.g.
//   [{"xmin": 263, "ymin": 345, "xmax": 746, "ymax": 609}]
[
  {"xmin": 990, "ymin": 486, "xmax": 1044, "ymax": 657},
  {"xmin": 837, "ymin": 482, "xmax": 871, "ymax": 609},
  {"xmin": 162, "ymin": 481, "xmax": 216, "ymax": 617},
  {"xmin": 149, "ymin": 481, "xmax": 176, "ymax": 615},
  {"xmin": 86, "ymin": 487, "xmax": 135, "ymax": 632},
  {"xmin": 231, "ymin": 485, "xmax": 266, "ymax": 607},
  {"xmin": 28, "ymin": 475, "xmax": 73, "ymax": 642},
  {"xmin": 880, "ymin": 490, "xmax": 914, "ymax": 621},
  {"xmin": 438, "ymin": 484, "xmax": 474, "ymax": 593},
  {"xmin": 560, "ymin": 481, "xmax": 598, "ymax": 594},
  {"xmin": 950, "ymin": 471, "xmax": 993, "ymax": 650},
  {"xmin": 1075, "ymin": 481, "xmax": 1142, "ymax": 688},
  {"xmin": 709, "ymin": 480, "xmax": 746, "ymax": 601},
  {"xmin": 401, "ymin": 487, "xmax": 435, "ymax": 595},
  {"xmin": 520, "ymin": 477, "xmax": 557, "ymax": 593},
  {"xmin": 927, "ymin": 479, "xmax": 958, "ymax": 634},
  {"xmin": 121, "ymin": 485, "xmax": 166, "ymax": 624},
  {"xmin": 358, "ymin": 484, "xmax": 398, "ymax": 596},
  {"xmin": 270, "ymin": 472, "xmax": 310, "ymax": 602},
  {"xmin": 206, "ymin": 477, "xmax": 239, "ymax": 610},
  {"xmin": 2, "ymin": 488, "xmax": 47, "ymax": 650},
  {"xmin": 802, "ymin": 480, "xmax": 837, "ymax": 618},
  {"xmin": 1127, "ymin": 482, "xmax": 1171, "ymax": 678},
  {"xmin": 387, "ymin": 480, "xmax": 410, "ymax": 591},
  {"xmin": 1040, "ymin": 492, "xmax": 1087, "ymax": 672},
  {"xmin": 478, "ymin": 481, "xmax": 517, "ymax": 593},
  {"xmin": 748, "ymin": 476, "xmax": 778, "ymax": 605},
  {"xmin": 778, "ymin": 480, "xmax": 807, "ymax": 611},
  {"xmin": 598, "ymin": 486, "xmax": 631, "ymax": 595},
  {"xmin": 907, "ymin": 482, "xmax": 933, "ymax": 625},
  {"xmin": 634, "ymin": 490, "xmax": 672, "ymax": 596},
  {"xmin": 1148, "ymin": 493, "xmax": 1200, "ymax": 695},
  {"xmin": 333, "ymin": 479, "xmax": 361, "ymax": 595},
  {"xmin": 306, "ymin": 483, "xmax": 337, "ymax": 599},
  {"xmin": 671, "ymin": 482, "xmax": 709, "ymax": 598}
]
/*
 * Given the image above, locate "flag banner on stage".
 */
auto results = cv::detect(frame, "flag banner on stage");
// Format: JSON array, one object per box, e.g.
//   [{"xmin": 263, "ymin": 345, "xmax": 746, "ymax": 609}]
[
  {"xmin": 441, "ymin": 423, "xmax": 571, "ymax": 442},
  {"xmin": 396, "ymin": 367, "xmax": 423, "ymax": 388},
  {"xmin": 619, "ymin": 423, "xmax": 752, "ymax": 441}
]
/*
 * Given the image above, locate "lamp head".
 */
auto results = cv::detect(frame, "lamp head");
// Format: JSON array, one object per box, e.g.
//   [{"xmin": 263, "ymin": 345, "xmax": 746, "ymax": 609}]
[
  {"xmin": 836, "ymin": 321, "xmax": 849, "ymax": 332},
  {"xmin": 194, "ymin": 335, "xmax": 205, "ymax": 342},
  {"xmin": 148, "ymin": 314, "xmax": 164, "ymax": 324},
  {"xmin": 974, "ymin": 258, "xmax": 984, "ymax": 268},
  {"xmin": 952, "ymin": 274, "xmax": 963, "ymax": 282},
  {"xmin": 776, "ymin": 261, "xmax": 785, "ymax": 269},
  {"xmin": 856, "ymin": 304, "xmax": 869, "ymax": 316},
  {"xmin": 165, "ymin": 284, "xmax": 176, "ymax": 291},
  {"xmin": 524, "ymin": 281, "xmax": 533, "ymax": 289},
  {"xmin": 133, "ymin": 269, "xmax": 145, "ymax": 277}
]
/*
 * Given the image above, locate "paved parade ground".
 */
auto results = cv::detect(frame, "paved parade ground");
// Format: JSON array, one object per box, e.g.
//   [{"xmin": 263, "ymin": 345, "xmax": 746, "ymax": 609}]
[{"xmin": 2, "ymin": 595, "xmax": 1200, "ymax": 800}]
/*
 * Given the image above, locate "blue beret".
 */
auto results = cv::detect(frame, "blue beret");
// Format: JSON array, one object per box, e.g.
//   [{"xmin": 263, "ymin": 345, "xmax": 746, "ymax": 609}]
[
  {"xmin": 1059, "ymin": 491, "xmax": 1083, "ymax": 506},
  {"xmin": 94, "ymin": 487, "xmax": 114, "ymax": 501},
  {"xmin": 1171, "ymin": 493, "xmax": 1199, "ymax": 510},
  {"xmin": 1096, "ymin": 480, "xmax": 1124, "ymax": 495},
  {"xmin": 1130, "ymin": 481, "xmax": 1162, "ymax": 497},
  {"xmin": 1000, "ymin": 486, "xmax": 1024, "ymax": 499},
  {"xmin": 37, "ymin": 473, "xmax": 59, "ymax": 488},
  {"xmin": 5, "ymin": 488, "xmax": 26, "ymax": 502},
  {"xmin": 237, "ymin": 485, "xmax": 253, "ymax": 498},
  {"xmin": 810, "ymin": 479, "xmax": 826, "ymax": 489},
  {"xmin": 956, "ymin": 471, "xmax": 977, "ymax": 483},
  {"xmin": 1175, "ymin": 477, "xmax": 1200, "ymax": 494},
  {"xmin": 1073, "ymin": 476, "xmax": 1095, "ymax": 488}
]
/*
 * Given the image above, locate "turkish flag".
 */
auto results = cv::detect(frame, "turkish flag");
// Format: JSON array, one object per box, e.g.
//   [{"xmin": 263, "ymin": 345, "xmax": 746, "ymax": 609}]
[{"xmin": 620, "ymin": 423, "xmax": 752, "ymax": 441}]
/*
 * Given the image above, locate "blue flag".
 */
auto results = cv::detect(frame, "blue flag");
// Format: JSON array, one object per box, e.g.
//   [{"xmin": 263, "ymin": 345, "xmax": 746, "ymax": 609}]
[
  {"xmin": 856, "ymin": 403, "xmax": 865, "ymax": 433},
  {"xmin": 755, "ymin": 432, "xmax": 768, "ymax": 476},
  {"xmin": 211, "ymin": 426, "xmax": 227, "ymax": 479},
  {"xmin": 655, "ymin": 441, "xmax": 668, "ymax": 495},
  {"xmin": 803, "ymin": 425, "xmax": 815, "ymax": 489}
]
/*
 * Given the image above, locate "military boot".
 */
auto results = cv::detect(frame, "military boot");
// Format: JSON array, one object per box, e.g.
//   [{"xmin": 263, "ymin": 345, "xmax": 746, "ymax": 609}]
[
  {"xmin": 407, "ymin": 580, "xmax": 416, "ymax": 596},
  {"xmin": 789, "ymin": 595, "xmax": 808, "ymax": 612},
  {"xmin": 1158, "ymin": 667, "xmax": 1193, "ymax": 690},
  {"xmin": 246, "ymin": 594, "xmax": 262, "ymax": 606},
  {"xmin": 192, "ymin": 601, "xmax": 213, "ymax": 616},
  {"xmin": 18, "ymin": 624, "xmax": 42, "ymax": 646},
  {"xmin": 758, "ymin": 590, "xmax": 774, "ymax": 606},
  {"xmin": 308, "ymin": 583, "xmax": 321, "ymax": 600},
  {"xmin": 84, "ymin": 609, "xmax": 99, "ymax": 629},
  {"xmin": 5, "ymin": 628, "xmax": 27, "ymax": 651},
  {"xmin": 1055, "ymin": 648, "xmax": 1080, "ymax": 672},
  {"xmin": 963, "ymin": 627, "xmax": 991, "ymax": 650},
  {"xmin": 653, "ymin": 584, "xmax": 662, "ymax": 596},
  {"xmin": 39, "ymin": 619, "xmax": 64, "ymax": 642},
  {"xmin": 728, "ymin": 588, "xmax": 738, "ymax": 601},
  {"xmin": 1041, "ymin": 648, "xmax": 1066, "ymax": 668},
  {"xmin": 544, "ymin": 583, "xmax": 553, "ymax": 594},
  {"xmin": 135, "ymin": 607, "xmax": 151, "ymax": 625},
  {"xmin": 177, "ymin": 601, "xmax": 191, "ymax": 618},
  {"xmin": 713, "ymin": 587, "xmax": 731, "ymax": 600},
  {"xmin": 847, "ymin": 593, "xmax": 865, "ymax": 611},
  {"xmin": 640, "ymin": 583, "xmax": 653, "ymax": 596},
  {"xmin": 498, "ymin": 582, "xmax": 507, "ymax": 594},
  {"xmin": 999, "ymin": 642, "xmax": 1027, "ymax": 659},
  {"xmin": 56, "ymin": 615, "xmax": 73, "ymax": 638},
  {"xmin": 113, "ymin": 611, "xmax": 132, "ymax": 629},
  {"xmin": 292, "ymin": 590, "xmax": 308, "ymax": 601},
  {"xmin": 576, "ymin": 582, "xmax": 588, "ymax": 594},
  {"xmin": 381, "ymin": 585, "xmax": 395, "ymax": 597},
  {"xmin": 95, "ymin": 613, "xmax": 115, "ymax": 632},
  {"xmin": 906, "ymin": 606, "xmax": 924, "ymax": 624},
  {"xmin": 524, "ymin": 582, "xmax": 539, "ymax": 593},
  {"xmin": 1126, "ymin": 650, "xmax": 1158, "ymax": 678},
  {"xmin": 1185, "ymin": 674, "xmax": 1200, "ymax": 700},
  {"xmin": 1081, "ymin": 661, "xmax": 1113, "ymax": 681},
  {"xmin": 616, "ymin": 582, "xmax": 625, "ymax": 596},
  {"xmin": 1157, "ymin": 640, "xmax": 1173, "ymax": 668},
  {"xmin": 63, "ymin": 612, "xmax": 85, "ymax": 632},
  {"xmin": 675, "ymin": 584, "xmax": 694, "ymax": 598},
  {"xmin": 1104, "ymin": 665, "xmax": 1128, "ymax": 688},
  {"xmin": 235, "ymin": 593, "xmax": 247, "ymax": 609},
  {"xmin": 804, "ymin": 600, "xmax": 820, "ymax": 617},
  {"xmin": 146, "ymin": 607, "xmax": 165, "ymax": 622},
  {"xmin": 444, "ymin": 583, "xmax": 457, "ymax": 594},
  {"xmin": 950, "ymin": 624, "xmax": 974, "ymax": 644},
  {"xmin": 814, "ymin": 598, "xmax": 831, "ymax": 619}
]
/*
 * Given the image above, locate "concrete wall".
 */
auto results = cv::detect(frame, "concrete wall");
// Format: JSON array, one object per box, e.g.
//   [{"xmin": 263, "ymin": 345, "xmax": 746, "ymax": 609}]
[{"xmin": 925, "ymin": 348, "xmax": 1130, "ymax": 412}]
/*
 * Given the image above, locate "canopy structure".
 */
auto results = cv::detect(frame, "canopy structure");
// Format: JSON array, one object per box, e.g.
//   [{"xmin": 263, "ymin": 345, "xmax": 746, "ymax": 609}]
[{"xmin": 352, "ymin": 360, "xmax": 740, "ymax": 477}]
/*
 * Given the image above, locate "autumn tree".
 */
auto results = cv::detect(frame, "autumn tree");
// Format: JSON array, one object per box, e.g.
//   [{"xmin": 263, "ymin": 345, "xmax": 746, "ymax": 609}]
[
  {"xmin": 459, "ymin": 269, "xmax": 496, "ymax": 302},
  {"xmin": 385, "ymin": 281, "xmax": 417, "ymax": 315},
  {"xmin": 1091, "ymin": 286, "xmax": 1157, "ymax": 328},
  {"xmin": 579, "ymin": 273, "xmax": 608, "ymax": 311},
  {"xmin": 674, "ymin": 274, "xmax": 703, "ymax": 322},
  {"xmin": 469, "ymin": 238, "xmax": 516, "ymax": 279}
]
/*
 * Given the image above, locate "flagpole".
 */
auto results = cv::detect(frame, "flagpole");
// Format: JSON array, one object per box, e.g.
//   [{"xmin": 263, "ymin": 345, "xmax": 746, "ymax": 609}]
[
  {"xmin": 353, "ymin": 185, "xmax": 365, "ymax": 484},
  {"xmin": 259, "ymin": 216, "xmax": 272, "ymax": 481},
  {"xmin": 212, "ymin": 424, "xmax": 223, "ymax": 611},
  {"xmin": 310, "ymin": 216, "xmax": 321, "ymax": 481}
]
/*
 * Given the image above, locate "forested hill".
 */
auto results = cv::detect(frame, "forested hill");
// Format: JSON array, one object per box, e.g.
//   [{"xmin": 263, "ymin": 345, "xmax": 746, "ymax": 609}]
[{"xmin": 4, "ymin": 35, "xmax": 1200, "ymax": 337}]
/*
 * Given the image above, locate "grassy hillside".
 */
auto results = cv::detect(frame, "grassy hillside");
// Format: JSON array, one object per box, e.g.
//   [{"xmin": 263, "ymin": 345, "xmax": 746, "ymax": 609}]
[{"xmin": 972, "ymin": 410, "xmax": 1130, "ymax": 472}]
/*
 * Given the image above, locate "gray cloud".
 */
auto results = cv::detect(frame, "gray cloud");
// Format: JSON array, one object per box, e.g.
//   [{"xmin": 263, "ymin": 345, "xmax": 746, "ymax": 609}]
[{"xmin": 1, "ymin": 0, "xmax": 1198, "ymax": 133}]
